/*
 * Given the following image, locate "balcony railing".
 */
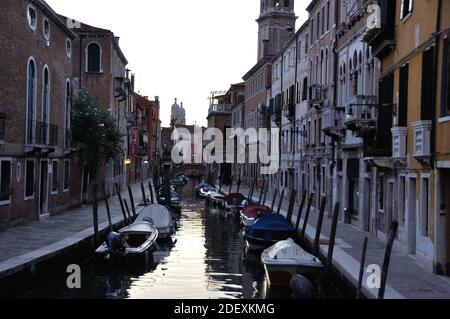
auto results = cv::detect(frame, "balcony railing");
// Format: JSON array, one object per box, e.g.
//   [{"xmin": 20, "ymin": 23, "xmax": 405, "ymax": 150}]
[
  {"xmin": 208, "ymin": 104, "xmax": 229, "ymax": 115},
  {"xmin": 366, "ymin": 0, "xmax": 396, "ymax": 59},
  {"xmin": 308, "ymin": 85, "xmax": 324, "ymax": 107},
  {"xmin": 322, "ymin": 108, "xmax": 345, "ymax": 139},
  {"xmin": 26, "ymin": 121, "xmax": 58, "ymax": 147},
  {"xmin": 345, "ymin": 95, "xmax": 377, "ymax": 125}
]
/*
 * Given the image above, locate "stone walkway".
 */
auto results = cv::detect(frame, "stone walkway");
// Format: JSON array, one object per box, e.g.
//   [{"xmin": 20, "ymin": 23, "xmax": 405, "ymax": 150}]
[
  {"xmin": 0, "ymin": 180, "xmax": 151, "ymax": 265},
  {"xmin": 235, "ymin": 184, "xmax": 450, "ymax": 299}
]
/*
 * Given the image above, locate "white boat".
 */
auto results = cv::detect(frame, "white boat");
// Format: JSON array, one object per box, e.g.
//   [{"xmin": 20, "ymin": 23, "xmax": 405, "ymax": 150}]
[
  {"xmin": 261, "ymin": 238, "xmax": 323, "ymax": 287},
  {"xmin": 136, "ymin": 204, "xmax": 175, "ymax": 239},
  {"xmin": 95, "ymin": 222, "xmax": 158, "ymax": 258},
  {"xmin": 199, "ymin": 186, "xmax": 216, "ymax": 199}
]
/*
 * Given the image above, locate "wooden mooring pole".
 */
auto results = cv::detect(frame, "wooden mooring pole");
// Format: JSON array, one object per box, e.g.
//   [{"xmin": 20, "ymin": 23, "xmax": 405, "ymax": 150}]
[
  {"xmin": 313, "ymin": 196, "xmax": 327, "ymax": 256},
  {"xmin": 270, "ymin": 188, "xmax": 278, "ymax": 212},
  {"xmin": 148, "ymin": 181, "xmax": 155, "ymax": 204},
  {"xmin": 276, "ymin": 189, "xmax": 285, "ymax": 215},
  {"xmin": 115, "ymin": 183, "xmax": 128, "ymax": 223},
  {"xmin": 357, "ymin": 237, "xmax": 369, "ymax": 299},
  {"xmin": 286, "ymin": 189, "xmax": 297, "ymax": 223},
  {"xmin": 301, "ymin": 193, "xmax": 314, "ymax": 239},
  {"xmin": 378, "ymin": 221, "xmax": 399, "ymax": 299},
  {"xmin": 326, "ymin": 202, "xmax": 340, "ymax": 272},
  {"xmin": 128, "ymin": 185, "xmax": 137, "ymax": 218},
  {"xmin": 102, "ymin": 184, "xmax": 113, "ymax": 232},
  {"xmin": 141, "ymin": 182, "xmax": 147, "ymax": 207},
  {"xmin": 258, "ymin": 179, "xmax": 266, "ymax": 205},
  {"xmin": 92, "ymin": 184, "xmax": 99, "ymax": 243},
  {"xmin": 123, "ymin": 199, "xmax": 132, "ymax": 221},
  {"xmin": 295, "ymin": 190, "xmax": 307, "ymax": 229}
]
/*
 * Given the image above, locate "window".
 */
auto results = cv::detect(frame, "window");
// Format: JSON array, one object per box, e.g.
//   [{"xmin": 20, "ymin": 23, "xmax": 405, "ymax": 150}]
[
  {"xmin": 43, "ymin": 18, "xmax": 50, "ymax": 40},
  {"xmin": 316, "ymin": 12, "xmax": 320, "ymax": 40},
  {"xmin": 421, "ymin": 46, "xmax": 435, "ymax": 120},
  {"xmin": 63, "ymin": 160, "xmax": 70, "ymax": 191},
  {"xmin": 321, "ymin": 7, "xmax": 325, "ymax": 36},
  {"xmin": 25, "ymin": 160, "xmax": 35, "ymax": 199},
  {"xmin": 400, "ymin": 0, "xmax": 413, "ymax": 20},
  {"xmin": 51, "ymin": 160, "xmax": 59, "ymax": 194},
  {"xmin": 66, "ymin": 39, "xmax": 72, "ymax": 58},
  {"xmin": 27, "ymin": 58, "xmax": 37, "ymax": 145},
  {"xmin": 310, "ymin": 19, "xmax": 314, "ymax": 45},
  {"xmin": 42, "ymin": 66, "xmax": 50, "ymax": 145},
  {"xmin": 421, "ymin": 177, "xmax": 429, "ymax": 236},
  {"xmin": 86, "ymin": 43, "xmax": 102, "ymax": 73},
  {"xmin": 398, "ymin": 64, "xmax": 409, "ymax": 126},
  {"xmin": 302, "ymin": 77, "xmax": 308, "ymax": 101},
  {"xmin": 326, "ymin": 1, "xmax": 330, "ymax": 31},
  {"xmin": 305, "ymin": 34, "xmax": 309, "ymax": 54},
  {"xmin": 284, "ymin": 0, "xmax": 290, "ymax": 7},
  {"xmin": 442, "ymin": 38, "xmax": 450, "ymax": 117},
  {"xmin": 64, "ymin": 80, "xmax": 71, "ymax": 149},
  {"xmin": 27, "ymin": 6, "xmax": 37, "ymax": 30},
  {"xmin": 0, "ymin": 159, "xmax": 12, "ymax": 204}
]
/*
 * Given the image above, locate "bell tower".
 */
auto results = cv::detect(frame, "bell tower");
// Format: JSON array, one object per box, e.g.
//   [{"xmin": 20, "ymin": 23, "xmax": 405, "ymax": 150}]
[{"xmin": 257, "ymin": 0, "xmax": 297, "ymax": 61}]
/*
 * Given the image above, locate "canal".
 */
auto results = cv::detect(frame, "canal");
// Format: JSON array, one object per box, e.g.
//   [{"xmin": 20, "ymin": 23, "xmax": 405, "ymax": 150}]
[{"xmin": 21, "ymin": 180, "xmax": 343, "ymax": 299}]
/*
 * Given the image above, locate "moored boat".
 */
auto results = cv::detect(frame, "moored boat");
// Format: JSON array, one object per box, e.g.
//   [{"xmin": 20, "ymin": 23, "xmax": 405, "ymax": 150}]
[
  {"xmin": 95, "ymin": 222, "xmax": 158, "ymax": 260},
  {"xmin": 136, "ymin": 204, "xmax": 175, "ymax": 239},
  {"xmin": 240, "ymin": 205, "xmax": 272, "ymax": 227},
  {"xmin": 261, "ymin": 238, "xmax": 323, "ymax": 287},
  {"xmin": 243, "ymin": 214, "xmax": 299, "ymax": 251}
]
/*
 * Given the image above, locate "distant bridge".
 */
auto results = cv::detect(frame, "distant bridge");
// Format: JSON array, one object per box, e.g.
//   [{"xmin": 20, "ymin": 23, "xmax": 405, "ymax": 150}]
[{"xmin": 172, "ymin": 163, "xmax": 207, "ymax": 179}]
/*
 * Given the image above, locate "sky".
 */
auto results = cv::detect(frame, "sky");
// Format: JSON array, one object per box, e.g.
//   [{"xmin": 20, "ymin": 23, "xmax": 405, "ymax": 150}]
[{"xmin": 46, "ymin": 0, "xmax": 309, "ymax": 127}]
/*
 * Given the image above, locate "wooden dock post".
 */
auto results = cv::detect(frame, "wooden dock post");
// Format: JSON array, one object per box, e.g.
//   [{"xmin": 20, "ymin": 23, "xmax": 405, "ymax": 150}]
[
  {"xmin": 378, "ymin": 221, "xmax": 399, "ymax": 299},
  {"xmin": 141, "ymin": 182, "xmax": 147, "ymax": 207},
  {"xmin": 258, "ymin": 179, "xmax": 266, "ymax": 205},
  {"xmin": 295, "ymin": 191, "xmax": 307, "ymax": 229},
  {"xmin": 326, "ymin": 202, "xmax": 340, "ymax": 272},
  {"xmin": 128, "ymin": 185, "xmax": 137, "ymax": 218},
  {"xmin": 236, "ymin": 179, "xmax": 242, "ymax": 194},
  {"xmin": 262, "ymin": 182, "xmax": 268, "ymax": 206},
  {"xmin": 276, "ymin": 189, "xmax": 285, "ymax": 215},
  {"xmin": 92, "ymin": 184, "xmax": 99, "ymax": 243},
  {"xmin": 357, "ymin": 237, "xmax": 369, "ymax": 299},
  {"xmin": 270, "ymin": 188, "xmax": 278, "ymax": 212},
  {"xmin": 286, "ymin": 189, "xmax": 298, "ymax": 223},
  {"xmin": 249, "ymin": 178, "xmax": 256, "ymax": 200},
  {"xmin": 313, "ymin": 196, "xmax": 327, "ymax": 256},
  {"xmin": 301, "ymin": 193, "xmax": 314, "ymax": 239},
  {"xmin": 123, "ymin": 199, "xmax": 132, "ymax": 221},
  {"xmin": 115, "ymin": 183, "xmax": 128, "ymax": 223},
  {"xmin": 228, "ymin": 178, "xmax": 233, "ymax": 195},
  {"xmin": 102, "ymin": 184, "xmax": 113, "ymax": 232},
  {"xmin": 148, "ymin": 181, "xmax": 155, "ymax": 204}
]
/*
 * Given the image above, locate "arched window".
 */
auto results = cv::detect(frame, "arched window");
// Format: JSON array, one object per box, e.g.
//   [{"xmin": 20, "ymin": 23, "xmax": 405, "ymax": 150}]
[
  {"xmin": 320, "ymin": 49, "xmax": 324, "ymax": 85},
  {"xmin": 86, "ymin": 42, "xmax": 102, "ymax": 73},
  {"xmin": 42, "ymin": 66, "xmax": 50, "ymax": 144},
  {"xmin": 64, "ymin": 80, "xmax": 71, "ymax": 149},
  {"xmin": 325, "ymin": 48, "xmax": 329, "ymax": 85},
  {"xmin": 27, "ymin": 58, "xmax": 37, "ymax": 144}
]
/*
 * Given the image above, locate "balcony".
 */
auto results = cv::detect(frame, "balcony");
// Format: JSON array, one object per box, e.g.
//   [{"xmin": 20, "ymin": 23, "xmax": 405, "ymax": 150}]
[
  {"xmin": 208, "ymin": 104, "xmax": 229, "ymax": 115},
  {"xmin": 25, "ymin": 121, "xmax": 58, "ymax": 149},
  {"xmin": 412, "ymin": 121, "xmax": 433, "ymax": 164},
  {"xmin": 344, "ymin": 95, "xmax": 378, "ymax": 137},
  {"xmin": 322, "ymin": 108, "xmax": 345, "ymax": 140},
  {"xmin": 308, "ymin": 85, "xmax": 324, "ymax": 109},
  {"xmin": 365, "ymin": 0, "xmax": 396, "ymax": 59}
]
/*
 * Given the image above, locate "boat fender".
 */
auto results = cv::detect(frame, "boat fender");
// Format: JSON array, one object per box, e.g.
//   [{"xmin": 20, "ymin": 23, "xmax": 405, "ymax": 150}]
[
  {"xmin": 106, "ymin": 232, "xmax": 125, "ymax": 254},
  {"xmin": 290, "ymin": 275, "xmax": 314, "ymax": 300}
]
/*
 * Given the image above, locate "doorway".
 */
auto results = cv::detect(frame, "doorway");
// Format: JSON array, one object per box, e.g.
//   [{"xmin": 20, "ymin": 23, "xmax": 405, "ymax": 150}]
[
  {"xmin": 39, "ymin": 160, "xmax": 48, "ymax": 215},
  {"xmin": 408, "ymin": 177, "xmax": 417, "ymax": 255}
]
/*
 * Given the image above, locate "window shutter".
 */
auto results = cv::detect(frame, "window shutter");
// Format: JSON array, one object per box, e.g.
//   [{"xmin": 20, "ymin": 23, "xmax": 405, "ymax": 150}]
[
  {"xmin": 400, "ymin": 0, "xmax": 404, "ymax": 19},
  {"xmin": 408, "ymin": 0, "xmax": 413, "ymax": 13}
]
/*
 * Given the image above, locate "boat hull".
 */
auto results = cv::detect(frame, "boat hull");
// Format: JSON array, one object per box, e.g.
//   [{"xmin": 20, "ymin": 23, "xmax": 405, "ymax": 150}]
[{"xmin": 263, "ymin": 263, "xmax": 323, "ymax": 287}]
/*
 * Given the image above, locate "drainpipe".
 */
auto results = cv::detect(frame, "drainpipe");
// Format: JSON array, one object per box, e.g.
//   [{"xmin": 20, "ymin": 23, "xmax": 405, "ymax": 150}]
[{"xmin": 431, "ymin": 0, "xmax": 442, "ymax": 159}]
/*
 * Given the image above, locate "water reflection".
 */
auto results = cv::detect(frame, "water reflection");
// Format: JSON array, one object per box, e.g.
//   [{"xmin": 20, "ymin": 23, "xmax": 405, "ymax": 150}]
[{"xmin": 22, "ymin": 180, "xmax": 291, "ymax": 299}]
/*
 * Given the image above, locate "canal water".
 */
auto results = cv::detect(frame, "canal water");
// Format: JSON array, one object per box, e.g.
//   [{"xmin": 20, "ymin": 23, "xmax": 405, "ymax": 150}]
[{"xmin": 22, "ymin": 180, "xmax": 341, "ymax": 299}]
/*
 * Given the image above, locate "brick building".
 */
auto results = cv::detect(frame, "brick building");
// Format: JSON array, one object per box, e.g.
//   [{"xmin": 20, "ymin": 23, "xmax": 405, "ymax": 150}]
[
  {"xmin": 64, "ymin": 15, "xmax": 130, "ymax": 200},
  {"xmin": 0, "ymin": 0, "xmax": 80, "ymax": 228}
]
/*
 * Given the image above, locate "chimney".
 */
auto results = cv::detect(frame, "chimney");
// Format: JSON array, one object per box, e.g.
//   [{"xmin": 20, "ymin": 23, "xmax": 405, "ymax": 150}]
[{"xmin": 131, "ymin": 74, "xmax": 135, "ymax": 89}]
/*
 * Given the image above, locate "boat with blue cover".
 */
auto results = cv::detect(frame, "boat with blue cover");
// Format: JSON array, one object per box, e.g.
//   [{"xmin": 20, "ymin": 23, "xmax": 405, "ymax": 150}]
[{"xmin": 243, "ymin": 214, "xmax": 299, "ymax": 251}]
